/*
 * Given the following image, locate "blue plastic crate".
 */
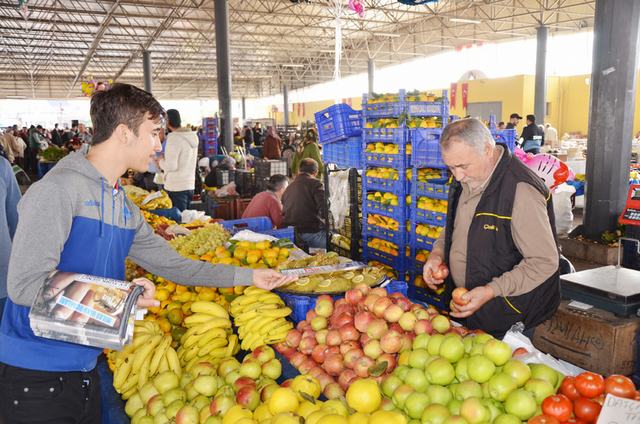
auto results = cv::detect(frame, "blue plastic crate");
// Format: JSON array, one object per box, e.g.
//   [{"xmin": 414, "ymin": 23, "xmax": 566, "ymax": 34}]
[
  {"xmin": 364, "ymin": 151, "xmax": 410, "ymax": 168},
  {"xmin": 220, "ymin": 217, "xmax": 272, "ymax": 233},
  {"xmin": 415, "ymin": 178, "xmax": 450, "ymax": 200},
  {"xmin": 407, "ymin": 101, "xmax": 448, "ymax": 117},
  {"xmin": 363, "ymin": 127, "xmax": 407, "ymax": 144},
  {"xmin": 315, "ymin": 103, "xmax": 363, "ymax": 144},
  {"xmin": 408, "ymin": 284, "xmax": 448, "ymax": 310},
  {"xmin": 363, "ymin": 100, "xmax": 405, "ymax": 118},
  {"xmin": 410, "ymin": 128, "xmax": 446, "ymax": 168},
  {"xmin": 492, "ymin": 129, "xmax": 517, "ymax": 152},
  {"xmin": 277, "ymin": 280, "xmax": 409, "ymax": 323},
  {"xmin": 414, "ymin": 208, "xmax": 447, "ymax": 226},
  {"xmin": 414, "ymin": 234, "xmax": 436, "ymax": 251},
  {"xmin": 364, "ymin": 223, "xmax": 407, "ymax": 245},
  {"xmin": 364, "ymin": 245, "xmax": 407, "ymax": 271},
  {"xmin": 364, "ymin": 176, "xmax": 410, "ymax": 195},
  {"xmin": 263, "ymin": 227, "xmax": 295, "ymax": 241},
  {"xmin": 323, "ymin": 138, "xmax": 363, "ymax": 168},
  {"xmin": 364, "ymin": 198, "xmax": 408, "ymax": 222}
]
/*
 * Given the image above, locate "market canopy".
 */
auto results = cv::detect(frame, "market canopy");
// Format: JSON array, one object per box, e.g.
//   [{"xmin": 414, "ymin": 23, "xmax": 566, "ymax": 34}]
[{"xmin": 0, "ymin": 0, "xmax": 595, "ymax": 100}]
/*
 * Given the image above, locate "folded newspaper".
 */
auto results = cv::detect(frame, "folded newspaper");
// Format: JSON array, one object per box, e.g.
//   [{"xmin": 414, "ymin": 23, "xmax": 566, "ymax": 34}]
[{"xmin": 29, "ymin": 271, "xmax": 144, "ymax": 350}]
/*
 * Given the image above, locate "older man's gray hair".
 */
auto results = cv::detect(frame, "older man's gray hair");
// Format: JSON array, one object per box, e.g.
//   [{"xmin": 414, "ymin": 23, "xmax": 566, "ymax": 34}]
[{"xmin": 440, "ymin": 118, "xmax": 495, "ymax": 153}]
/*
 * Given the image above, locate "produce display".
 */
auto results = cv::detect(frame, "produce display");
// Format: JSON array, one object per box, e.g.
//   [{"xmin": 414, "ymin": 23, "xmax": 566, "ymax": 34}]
[
  {"xmin": 367, "ymin": 192, "xmax": 400, "ymax": 207},
  {"xmin": 168, "ymin": 224, "xmax": 230, "ymax": 258},
  {"xmin": 41, "ymin": 145, "xmax": 66, "ymax": 161},
  {"xmin": 415, "ymin": 224, "xmax": 443, "ymax": 240},
  {"xmin": 366, "ymin": 167, "xmax": 400, "ymax": 180},
  {"xmin": 417, "ymin": 198, "xmax": 448, "ymax": 213},
  {"xmin": 367, "ymin": 238, "xmax": 399, "ymax": 256},
  {"xmin": 367, "ymin": 214, "xmax": 400, "ymax": 231},
  {"xmin": 366, "ymin": 143, "xmax": 412, "ymax": 155}
]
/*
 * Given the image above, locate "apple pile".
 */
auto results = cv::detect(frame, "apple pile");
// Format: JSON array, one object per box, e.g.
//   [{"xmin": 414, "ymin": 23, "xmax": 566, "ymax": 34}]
[
  {"xmin": 379, "ymin": 331, "xmax": 568, "ymax": 424},
  {"xmin": 527, "ymin": 372, "xmax": 640, "ymax": 424},
  {"xmin": 275, "ymin": 283, "xmax": 468, "ymax": 399}
]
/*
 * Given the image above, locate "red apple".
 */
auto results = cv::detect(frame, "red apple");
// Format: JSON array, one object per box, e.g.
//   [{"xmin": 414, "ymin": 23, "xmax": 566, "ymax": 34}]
[
  {"xmin": 399, "ymin": 312, "xmax": 417, "ymax": 331},
  {"xmin": 345, "ymin": 288, "xmax": 364, "ymax": 305},
  {"xmin": 383, "ymin": 304, "xmax": 404, "ymax": 322},
  {"xmin": 305, "ymin": 309, "xmax": 318, "ymax": 322},
  {"xmin": 233, "ymin": 376, "xmax": 256, "ymax": 392},
  {"xmin": 344, "ymin": 348, "xmax": 364, "ymax": 369},
  {"xmin": 367, "ymin": 319, "xmax": 388, "ymax": 339},
  {"xmin": 371, "ymin": 287, "xmax": 388, "ymax": 297},
  {"xmin": 373, "ymin": 297, "xmax": 393, "ymax": 317},
  {"xmin": 353, "ymin": 283, "xmax": 372, "ymax": 296},
  {"xmin": 335, "ymin": 298, "xmax": 348, "ymax": 308},
  {"xmin": 331, "ymin": 312, "xmax": 354, "ymax": 329},
  {"xmin": 281, "ymin": 379, "xmax": 293, "ymax": 388},
  {"xmin": 414, "ymin": 319, "xmax": 433, "ymax": 335},
  {"xmin": 326, "ymin": 346, "xmax": 340, "ymax": 356},
  {"xmin": 399, "ymin": 333, "xmax": 414, "ymax": 352},
  {"xmin": 389, "ymin": 323, "xmax": 404, "ymax": 334},
  {"xmin": 235, "ymin": 386, "xmax": 260, "ymax": 411},
  {"xmin": 311, "ymin": 344, "xmax": 329, "ymax": 363},
  {"xmin": 302, "ymin": 329, "xmax": 315, "ymax": 340},
  {"xmin": 324, "ymin": 353, "xmax": 345, "ymax": 376},
  {"xmin": 285, "ymin": 330, "xmax": 302, "ymax": 348},
  {"xmin": 354, "ymin": 311, "xmax": 374, "ymax": 333},
  {"xmin": 413, "ymin": 307, "xmax": 431, "ymax": 321},
  {"xmin": 308, "ymin": 366, "xmax": 324, "ymax": 380},
  {"xmin": 316, "ymin": 373, "xmax": 335, "ymax": 390},
  {"xmin": 326, "ymin": 329, "xmax": 342, "ymax": 346},
  {"xmin": 260, "ymin": 383, "xmax": 279, "ymax": 403},
  {"xmin": 290, "ymin": 352, "xmax": 307, "ymax": 368},
  {"xmin": 452, "ymin": 287, "xmax": 470, "ymax": 306},
  {"xmin": 310, "ymin": 316, "xmax": 328, "ymax": 331},
  {"xmin": 338, "ymin": 369, "xmax": 358, "ymax": 390},
  {"xmin": 364, "ymin": 294, "xmax": 381, "ymax": 311},
  {"xmin": 297, "ymin": 320, "xmax": 311, "ymax": 332},
  {"xmin": 339, "ymin": 324, "xmax": 359, "ymax": 342},
  {"xmin": 299, "ymin": 358, "xmax": 317, "ymax": 374},
  {"xmin": 339, "ymin": 340, "xmax": 360, "ymax": 356},
  {"xmin": 360, "ymin": 333, "xmax": 371, "ymax": 345},
  {"xmin": 380, "ymin": 330, "xmax": 402, "ymax": 354},
  {"xmin": 299, "ymin": 336, "xmax": 317, "ymax": 355},
  {"xmin": 323, "ymin": 382, "xmax": 345, "ymax": 399},
  {"xmin": 354, "ymin": 356, "xmax": 375, "ymax": 378},
  {"xmin": 363, "ymin": 339, "xmax": 383, "ymax": 359},
  {"xmin": 378, "ymin": 353, "xmax": 397, "ymax": 373}
]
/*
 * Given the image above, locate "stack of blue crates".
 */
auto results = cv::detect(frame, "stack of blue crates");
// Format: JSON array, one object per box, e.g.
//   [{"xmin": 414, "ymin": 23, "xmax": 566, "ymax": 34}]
[
  {"xmin": 315, "ymin": 104, "xmax": 364, "ymax": 169},
  {"xmin": 361, "ymin": 89, "xmax": 449, "ymax": 283}
]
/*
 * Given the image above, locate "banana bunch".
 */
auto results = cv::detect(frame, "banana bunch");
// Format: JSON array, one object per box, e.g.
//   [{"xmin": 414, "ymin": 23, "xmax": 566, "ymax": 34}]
[
  {"xmin": 230, "ymin": 287, "xmax": 293, "ymax": 351},
  {"xmin": 176, "ymin": 301, "xmax": 238, "ymax": 371},
  {"xmin": 112, "ymin": 321, "xmax": 181, "ymax": 399}
]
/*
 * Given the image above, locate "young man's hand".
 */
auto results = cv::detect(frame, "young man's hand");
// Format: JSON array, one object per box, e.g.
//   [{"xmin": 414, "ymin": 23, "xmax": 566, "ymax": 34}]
[
  {"xmin": 252, "ymin": 269, "xmax": 297, "ymax": 291},
  {"xmin": 133, "ymin": 278, "xmax": 160, "ymax": 308}
]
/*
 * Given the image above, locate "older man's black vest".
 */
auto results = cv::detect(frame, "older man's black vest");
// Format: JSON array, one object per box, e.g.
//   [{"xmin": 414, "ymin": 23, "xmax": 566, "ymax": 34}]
[{"xmin": 443, "ymin": 145, "xmax": 560, "ymax": 339}]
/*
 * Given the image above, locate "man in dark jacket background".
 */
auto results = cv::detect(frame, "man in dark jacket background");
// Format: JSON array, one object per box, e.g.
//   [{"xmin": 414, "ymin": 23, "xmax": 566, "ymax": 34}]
[
  {"xmin": 520, "ymin": 114, "xmax": 545, "ymax": 154},
  {"xmin": 423, "ymin": 118, "xmax": 560, "ymax": 339},
  {"xmin": 282, "ymin": 158, "xmax": 327, "ymax": 250}
]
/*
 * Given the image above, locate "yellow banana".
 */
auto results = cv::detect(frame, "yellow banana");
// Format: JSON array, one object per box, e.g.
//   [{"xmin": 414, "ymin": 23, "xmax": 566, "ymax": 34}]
[
  {"xmin": 182, "ymin": 344, "xmax": 200, "ymax": 363},
  {"xmin": 207, "ymin": 347, "xmax": 229, "ymax": 359},
  {"xmin": 121, "ymin": 386, "xmax": 138, "ymax": 401},
  {"xmin": 130, "ymin": 333, "xmax": 153, "ymax": 351},
  {"xmin": 260, "ymin": 307, "xmax": 292, "ymax": 319},
  {"xmin": 118, "ymin": 370, "xmax": 139, "ymax": 394},
  {"xmin": 248, "ymin": 316, "xmax": 280, "ymax": 334},
  {"xmin": 197, "ymin": 328, "xmax": 228, "ymax": 348},
  {"xmin": 265, "ymin": 320, "xmax": 293, "ymax": 336},
  {"xmin": 191, "ymin": 318, "xmax": 231, "ymax": 335},
  {"xmin": 158, "ymin": 353, "xmax": 170, "ymax": 373},
  {"xmin": 198, "ymin": 338, "xmax": 228, "ymax": 357},
  {"xmin": 242, "ymin": 286, "xmax": 266, "ymax": 296},
  {"xmin": 183, "ymin": 313, "xmax": 219, "ymax": 327},
  {"xmin": 166, "ymin": 347, "xmax": 182, "ymax": 377},
  {"xmin": 132, "ymin": 334, "xmax": 162, "ymax": 370},
  {"xmin": 148, "ymin": 335, "xmax": 171, "ymax": 376},
  {"xmin": 190, "ymin": 301, "xmax": 229, "ymax": 318},
  {"xmin": 137, "ymin": 353, "xmax": 151, "ymax": 388},
  {"xmin": 226, "ymin": 334, "xmax": 238, "ymax": 358},
  {"xmin": 113, "ymin": 356, "xmax": 132, "ymax": 390}
]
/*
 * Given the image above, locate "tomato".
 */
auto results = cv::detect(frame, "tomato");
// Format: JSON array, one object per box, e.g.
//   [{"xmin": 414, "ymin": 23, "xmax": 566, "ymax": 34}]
[
  {"xmin": 542, "ymin": 394, "xmax": 574, "ymax": 422},
  {"xmin": 574, "ymin": 372, "xmax": 605, "ymax": 399},
  {"xmin": 560, "ymin": 376, "xmax": 581, "ymax": 401},
  {"xmin": 562, "ymin": 419, "xmax": 587, "ymax": 424},
  {"xmin": 528, "ymin": 415, "xmax": 561, "ymax": 424},
  {"xmin": 634, "ymin": 390, "xmax": 640, "ymax": 401},
  {"xmin": 604, "ymin": 374, "xmax": 636, "ymax": 399},
  {"xmin": 573, "ymin": 397, "xmax": 602, "ymax": 423}
]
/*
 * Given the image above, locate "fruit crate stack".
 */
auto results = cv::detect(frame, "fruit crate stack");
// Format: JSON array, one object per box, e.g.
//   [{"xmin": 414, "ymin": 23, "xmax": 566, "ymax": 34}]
[
  {"xmin": 254, "ymin": 159, "xmax": 288, "ymax": 192},
  {"xmin": 315, "ymin": 103, "xmax": 364, "ymax": 169},
  {"xmin": 324, "ymin": 167, "xmax": 362, "ymax": 260},
  {"xmin": 201, "ymin": 117, "xmax": 218, "ymax": 157}
]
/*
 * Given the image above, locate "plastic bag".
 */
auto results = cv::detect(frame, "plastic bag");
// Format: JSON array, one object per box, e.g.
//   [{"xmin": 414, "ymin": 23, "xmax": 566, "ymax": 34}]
[
  {"xmin": 215, "ymin": 182, "xmax": 238, "ymax": 198},
  {"xmin": 327, "ymin": 170, "xmax": 350, "ymax": 229},
  {"xmin": 181, "ymin": 209, "xmax": 207, "ymax": 224},
  {"xmin": 552, "ymin": 183, "xmax": 576, "ymax": 236}
]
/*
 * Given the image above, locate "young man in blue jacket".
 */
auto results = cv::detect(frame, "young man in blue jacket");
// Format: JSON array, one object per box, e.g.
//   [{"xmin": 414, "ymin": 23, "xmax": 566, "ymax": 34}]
[{"xmin": 0, "ymin": 84, "xmax": 294, "ymax": 423}]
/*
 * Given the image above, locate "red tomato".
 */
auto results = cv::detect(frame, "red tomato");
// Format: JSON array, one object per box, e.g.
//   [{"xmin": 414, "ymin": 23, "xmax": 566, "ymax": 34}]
[
  {"xmin": 528, "ymin": 415, "xmax": 561, "ymax": 424},
  {"xmin": 542, "ymin": 394, "xmax": 574, "ymax": 422},
  {"xmin": 604, "ymin": 374, "xmax": 636, "ymax": 399},
  {"xmin": 634, "ymin": 390, "xmax": 640, "ymax": 401},
  {"xmin": 560, "ymin": 376, "xmax": 581, "ymax": 401},
  {"xmin": 574, "ymin": 372, "xmax": 605, "ymax": 399},
  {"xmin": 562, "ymin": 419, "xmax": 587, "ymax": 424},
  {"xmin": 573, "ymin": 397, "xmax": 602, "ymax": 423}
]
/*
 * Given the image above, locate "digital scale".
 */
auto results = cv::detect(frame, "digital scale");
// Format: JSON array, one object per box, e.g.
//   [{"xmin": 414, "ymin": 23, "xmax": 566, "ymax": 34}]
[{"xmin": 559, "ymin": 184, "xmax": 640, "ymax": 317}]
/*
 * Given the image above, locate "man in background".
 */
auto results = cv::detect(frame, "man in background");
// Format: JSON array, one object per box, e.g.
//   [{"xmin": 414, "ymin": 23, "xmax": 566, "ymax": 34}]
[{"xmin": 505, "ymin": 113, "xmax": 522, "ymax": 130}]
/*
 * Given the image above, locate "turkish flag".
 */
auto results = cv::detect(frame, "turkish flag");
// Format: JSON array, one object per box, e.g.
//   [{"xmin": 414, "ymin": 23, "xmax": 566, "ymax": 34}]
[
  {"xmin": 450, "ymin": 83, "xmax": 457, "ymax": 108},
  {"xmin": 461, "ymin": 83, "xmax": 469, "ymax": 109}
]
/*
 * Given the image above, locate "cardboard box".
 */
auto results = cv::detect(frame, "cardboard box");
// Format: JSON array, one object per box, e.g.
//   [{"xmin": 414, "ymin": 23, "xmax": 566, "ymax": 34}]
[{"xmin": 533, "ymin": 301, "xmax": 640, "ymax": 376}]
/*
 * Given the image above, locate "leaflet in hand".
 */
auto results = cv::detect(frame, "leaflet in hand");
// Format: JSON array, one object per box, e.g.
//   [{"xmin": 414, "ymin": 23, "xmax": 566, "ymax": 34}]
[{"xmin": 29, "ymin": 271, "xmax": 144, "ymax": 350}]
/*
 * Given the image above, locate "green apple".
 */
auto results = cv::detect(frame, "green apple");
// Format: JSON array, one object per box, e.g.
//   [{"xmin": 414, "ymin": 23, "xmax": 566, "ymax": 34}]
[
  {"xmin": 427, "ymin": 334, "xmax": 445, "ymax": 356},
  {"xmin": 473, "ymin": 333, "xmax": 494, "ymax": 345},
  {"xmin": 421, "ymin": 404, "xmax": 451, "ymax": 424},
  {"xmin": 405, "ymin": 368, "xmax": 429, "ymax": 392},
  {"xmin": 503, "ymin": 359, "xmax": 531, "ymax": 387},
  {"xmin": 454, "ymin": 380, "xmax": 483, "ymax": 401},
  {"xmin": 394, "ymin": 365, "xmax": 410, "ymax": 381},
  {"xmin": 487, "ymin": 373, "xmax": 518, "ymax": 401},
  {"xmin": 504, "ymin": 389, "xmax": 537, "ymax": 421},
  {"xmin": 193, "ymin": 375, "xmax": 218, "ymax": 397},
  {"xmin": 425, "ymin": 358, "xmax": 456, "ymax": 386},
  {"xmin": 405, "ymin": 392, "xmax": 431, "ymax": 419},
  {"xmin": 162, "ymin": 388, "xmax": 186, "ymax": 407},
  {"xmin": 413, "ymin": 333, "xmax": 431, "ymax": 350},
  {"xmin": 447, "ymin": 399, "xmax": 462, "ymax": 416},
  {"xmin": 165, "ymin": 399, "xmax": 185, "ymax": 418},
  {"xmin": 467, "ymin": 355, "xmax": 496, "ymax": 383},
  {"xmin": 439, "ymin": 337, "xmax": 465, "ymax": 363},
  {"xmin": 392, "ymin": 384, "xmax": 415, "ymax": 409},
  {"xmin": 409, "ymin": 349, "xmax": 430, "ymax": 369},
  {"xmin": 529, "ymin": 363, "xmax": 559, "ymax": 387},
  {"xmin": 382, "ymin": 375, "xmax": 403, "ymax": 398},
  {"xmin": 463, "ymin": 336, "xmax": 474, "ymax": 353},
  {"xmin": 483, "ymin": 339, "xmax": 512, "ymax": 366},
  {"xmin": 524, "ymin": 378, "xmax": 555, "ymax": 404},
  {"xmin": 455, "ymin": 357, "xmax": 470, "ymax": 382},
  {"xmin": 442, "ymin": 416, "xmax": 468, "ymax": 424},
  {"xmin": 460, "ymin": 397, "xmax": 491, "ymax": 424},
  {"xmin": 493, "ymin": 414, "xmax": 522, "ymax": 424},
  {"xmin": 427, "ymin": 385, "xmax": 453, "ymax": 406},
  {"xmin": 482, "ymin": 399, "xmax": 504, "ymax": 422}
]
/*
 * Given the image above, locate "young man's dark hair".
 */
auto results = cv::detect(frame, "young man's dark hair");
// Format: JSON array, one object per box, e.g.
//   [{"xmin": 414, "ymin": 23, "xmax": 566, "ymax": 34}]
[
  {"xmin": 267, "ymin": 174, "xmax": 288, "ymax": 192},
  {"xmin": 166, "ymin": 109, "xmax": 182, "ymax": 129},
  {"xmin": 299, "ymin": 158, "xmax": 319, "ymax": 175},
  {"xmin": 526, "ymin": 114, "xmax": 536, "ymax": 124},
  {"xmin": 90, "ymin": 83, "xmax": 165, "ymax": 146}
]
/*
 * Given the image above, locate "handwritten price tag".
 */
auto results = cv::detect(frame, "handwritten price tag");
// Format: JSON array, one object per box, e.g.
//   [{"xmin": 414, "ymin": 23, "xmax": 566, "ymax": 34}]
[{"xmin": 596, "ymin": 394, "xmax": 640, "ymax": 424}]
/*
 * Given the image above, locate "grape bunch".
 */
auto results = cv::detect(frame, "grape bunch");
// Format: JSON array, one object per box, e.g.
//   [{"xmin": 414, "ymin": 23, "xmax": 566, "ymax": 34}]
[{"xmin": 169, "ymin": 224, "xmax": 230, "ymax": 257}]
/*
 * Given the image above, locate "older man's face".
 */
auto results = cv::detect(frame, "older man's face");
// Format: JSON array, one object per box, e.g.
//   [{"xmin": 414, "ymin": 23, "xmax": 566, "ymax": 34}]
[{"xmin": 442, "ymin": 139, "xmax": 494, "ymax": 189}]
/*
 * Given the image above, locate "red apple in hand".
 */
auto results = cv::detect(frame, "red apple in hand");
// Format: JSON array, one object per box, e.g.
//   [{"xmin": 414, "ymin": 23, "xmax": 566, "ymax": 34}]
[
  {"xmin": 452, "ymin": 287, "xmax": 469, "ymax": 306},
  {"xmin": 432, "ymin": 263, "xmax": 449, "ymax": 280}
]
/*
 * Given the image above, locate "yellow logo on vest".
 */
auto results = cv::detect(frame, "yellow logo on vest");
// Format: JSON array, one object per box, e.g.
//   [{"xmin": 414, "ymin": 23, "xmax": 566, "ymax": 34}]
[{"xmin": 483, "ymin": 224, "xmax": 499, "ymax": 232}]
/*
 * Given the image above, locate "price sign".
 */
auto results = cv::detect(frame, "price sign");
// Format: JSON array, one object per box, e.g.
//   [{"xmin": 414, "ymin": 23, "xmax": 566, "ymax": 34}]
[{"xmin": 596, "ymin": 394, "xmax": 640, "ymax": 424}]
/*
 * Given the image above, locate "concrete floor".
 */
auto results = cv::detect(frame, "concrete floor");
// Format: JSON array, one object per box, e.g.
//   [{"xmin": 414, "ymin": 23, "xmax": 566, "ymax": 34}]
[{"xmin": 560, "ymin": 207, "xmax": 602, "ymax": 272}]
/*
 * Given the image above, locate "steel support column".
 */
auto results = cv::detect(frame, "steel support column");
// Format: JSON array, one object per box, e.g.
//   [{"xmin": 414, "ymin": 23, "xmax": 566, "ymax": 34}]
[
  {"xmin": 368, "ymin": 58, "xmax": 374, "ymax": 96},
  {"xmin": 142, "ymin": 50, "xmax": 152, "ymax": 93},
  {"xmin": 214, "ymin": 0, "xmax": 233, "ymax": 152},
  {"xmin": 534, "ymin": 26, "xmax": 547, "ymax": 122},
  {"xmin": 283, "ymin": 84, "xmax": 289, "ymax": 128},
  {"xmin": 241, "ymin": 97, "xmax": 246, "ymax": 121},
  {"xmin": 584, "ymin": 0, "xmax": 640, "ymax": 238}
]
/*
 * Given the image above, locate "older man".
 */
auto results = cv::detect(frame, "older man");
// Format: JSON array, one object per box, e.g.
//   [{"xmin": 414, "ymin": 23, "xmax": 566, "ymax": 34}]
[{"xmin": 423, "ymin": 118, "xmax": 560, "ymax": 339}]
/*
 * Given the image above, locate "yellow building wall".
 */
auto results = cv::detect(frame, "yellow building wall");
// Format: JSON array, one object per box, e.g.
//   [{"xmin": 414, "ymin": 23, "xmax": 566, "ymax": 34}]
[{"xmin": 266, "ymin": 73, "xmax": 640, "ymax": 136}]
